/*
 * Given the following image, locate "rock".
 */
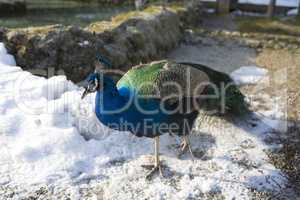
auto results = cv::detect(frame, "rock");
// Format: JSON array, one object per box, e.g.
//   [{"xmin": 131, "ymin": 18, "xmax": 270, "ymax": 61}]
[
  {"xmin": 244, "ymin": 39, "xmax": 261, "ymax": 48},
  {"xmin": 278, "ymin": 42, "xmax": 286, "ymax": 49},
  {"xmin": 2, "ymin": 5, "xmax": 200, "ymax": 82},
  {"xmin": 229, "ymin": 149, "xmax": 259, "ymax": 169},
  {"xmin": 222, "ymin": 30, "xmax": 232, "ymax": 36},
  {"xmin": 290, "ymin": 44, "xmax": 299, "ymax": 50},
  {"xmin": 240, "ymin": 139, "xmax": 255, "ymax": 149},
  {"xmin": 180, "ymin": 0, "xmax": 204, "ymax": 26},
  {"xmin": 256, "ymin": 48, "xmax": 263, "ymax": 53},
  {"xmin": 267, "ymin": 40, "xmax": 275, "ymax": 47},
  {"xmin": 4, "ymin": 25, "xmax": 99, "ymax": 82},
  {"xmin": 0, "ymin": 28, "xmax": 7, "ymax": 42},
  {"xmin": 193, "ymin": 148, "xmax": 214, "ymax": 160},
  {"xmin": 274, "ymin": 44, "xmax": 282, "ymax": 50},
  {"xmin": 183, "ymin": 29, "xmax": 203, "ymax": 45},
  {"xmin": 242, "ymin": 33, "xmax": 249, "ymax": 38},
  {"xmin": 231, "ymin": 31, "xmax": 241, "ymax": 37}
]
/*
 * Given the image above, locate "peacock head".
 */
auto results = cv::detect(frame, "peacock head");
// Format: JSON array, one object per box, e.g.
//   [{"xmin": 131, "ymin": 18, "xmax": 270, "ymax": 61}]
[
  {"xmin": 81, "ymin": 72, "xmax": 116, "ymax": 99},
  {"xmin": 82, "ymin": 54, "xmax": 115, "ymax": 99}
]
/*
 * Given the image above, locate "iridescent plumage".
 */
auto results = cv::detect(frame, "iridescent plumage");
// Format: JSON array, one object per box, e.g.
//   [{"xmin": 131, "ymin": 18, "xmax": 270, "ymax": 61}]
[{"xmin": 82, "ymin": 59, "xmax": 248, "ymax": 179}]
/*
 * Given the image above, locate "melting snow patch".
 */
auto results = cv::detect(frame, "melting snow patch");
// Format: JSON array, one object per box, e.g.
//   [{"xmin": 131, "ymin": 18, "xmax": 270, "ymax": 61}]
[
  {"xmin": 287, "ymin": 8, "xmax": 298, "ymax": 16},
  {"xmin": 203, "ymin": 0, "xmax": 299, "ymax": 7},
  {"xmin": 238, "ymin": 0, "xmax": 299, "ymax": 7},
  {"xmin": 230, "ymin": 66, "xmax": 268, "ymax": 85}
]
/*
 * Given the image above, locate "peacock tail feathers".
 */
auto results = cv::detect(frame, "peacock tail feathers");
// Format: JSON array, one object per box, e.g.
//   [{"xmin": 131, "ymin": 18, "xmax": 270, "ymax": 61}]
[{"xmin": 180, "ymin": 62, "xmax": 249, "ymax": 116}]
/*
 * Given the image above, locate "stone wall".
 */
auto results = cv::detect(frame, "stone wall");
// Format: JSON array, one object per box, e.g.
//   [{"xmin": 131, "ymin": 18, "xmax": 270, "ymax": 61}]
[{"xmin": 2, "ymin": 2, "xmax": 202, "ymax": 82}]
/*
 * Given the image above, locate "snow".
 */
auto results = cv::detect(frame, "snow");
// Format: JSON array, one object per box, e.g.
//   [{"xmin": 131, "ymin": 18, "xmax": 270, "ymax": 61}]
[
  {"xmin": 230, "ymin": 66, "xmax": 268, "ymax": 85},
  {"xmin": 0, "ymin": 43, "xmax": 16, "ymax": 67},
  {"xmin": 201, "ymin": 0, "xmax": 299, "ymax": 7},
  {"xmin": 233, "ymin": 10, "xmax": 268, "ymax": 16},
  {"xmin": 0, "ymin": 43, "xmax": 287, "ymax": 199},
  {"xmin": 239, "ymin": 0, "xmax": 299, "ymax": 7},
  {"xmin": 287, "ymin": 8, "xmax": 298, "ymax": 15}
]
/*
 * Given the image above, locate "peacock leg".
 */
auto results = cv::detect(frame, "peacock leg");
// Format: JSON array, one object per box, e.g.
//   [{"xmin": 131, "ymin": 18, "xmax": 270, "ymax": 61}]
[
  {"xmin": 145, "ymin": 136, "xmax": 163, "ymax": 179},
  {"xmin": 177, "ymin": 135, "xmax": 195, "ymax": 160}
]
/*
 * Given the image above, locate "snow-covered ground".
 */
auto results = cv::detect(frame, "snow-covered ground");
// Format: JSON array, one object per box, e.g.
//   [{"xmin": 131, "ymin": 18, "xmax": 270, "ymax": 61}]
[
  {"xmin": 0, "ymin": 43, "xmax": 288, "ymax": 199},
  {"xmin": 230, "ymin": 66, "xmax": 268, "ymax": 85}
]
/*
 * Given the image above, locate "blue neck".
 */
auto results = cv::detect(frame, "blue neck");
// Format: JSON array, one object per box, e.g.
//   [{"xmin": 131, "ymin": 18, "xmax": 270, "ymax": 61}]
[
  {"xmin": 93, "ymin": 75, "xmax": 167, "ymax": 134},
  {"xmin": 94, "ymin": 78, "xmax": 132, "ymax": 124},
  {"xmin": 95, "ymin": 82, "xmax": 117, "ymax": 114}
]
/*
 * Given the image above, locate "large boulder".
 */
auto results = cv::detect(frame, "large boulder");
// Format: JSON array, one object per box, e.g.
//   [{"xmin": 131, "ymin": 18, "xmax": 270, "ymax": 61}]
[
  {"xmin": 3, "ymin": 3, "xmax": 202, "ymax": 82},
  {"xmin": 4, "ymin": 25, "xmax": 100, "ymax": 81},
  {"xmin": 0, "ymin": 28, "xmax": 7, "ymax": 42}
]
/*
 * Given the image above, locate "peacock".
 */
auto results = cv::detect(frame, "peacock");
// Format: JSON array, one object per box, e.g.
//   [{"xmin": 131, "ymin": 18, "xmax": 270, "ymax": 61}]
[{"xmin": 81, "ymin": 56, "xmax": 248, "ymax": 179}]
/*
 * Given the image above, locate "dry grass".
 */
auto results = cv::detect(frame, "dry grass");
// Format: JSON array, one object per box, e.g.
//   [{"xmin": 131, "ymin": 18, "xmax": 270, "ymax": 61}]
[
  {"xmin": 110, "ymin": 3, "xmax": 187, "ymax": 29},
  {"xmin": 10, "ymin": 24, "xmax": 64, "ymax": 36},
  {"xmin": 237, "ymin": 17, "xmax": 300, "ymax": 36},
  {"xmin": 85, "ymin": 21, "xmax": 115, "ymax": 33},
  {"xmin": 111, "ymin": 3, "xmax": 186, "ymax": 25},
  {"xmin": 256, "ymin": 49, "xmax": 300, "ymax": 121}
]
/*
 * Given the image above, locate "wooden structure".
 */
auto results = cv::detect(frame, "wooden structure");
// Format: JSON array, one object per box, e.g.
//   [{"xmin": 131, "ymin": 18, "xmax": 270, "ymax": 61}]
[
  {"xmin": 298, "ymin": 0, "xmax": 300, "ymax": 15},
  {"xmin": 217, "ymin": 0, "xmax": 238, "ymax": 14},
  {"xmin": 217, "ymin": 0, "xmax": 230, "ymax": 14},
  {"xmin": 204, "ymin": 0, "xmax": 296, "ymax": 16},
  {"xmin": 267, "ymin": 0, "xmax": 276, "ymax": 18}
]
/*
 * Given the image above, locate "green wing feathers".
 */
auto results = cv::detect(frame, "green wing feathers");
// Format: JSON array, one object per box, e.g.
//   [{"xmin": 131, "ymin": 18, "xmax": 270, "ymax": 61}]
[
  {"xmin": 117, "ymin": 60, "xmax": 248, "ymax": 116},
  {"xmin": 117, "ymin": 60, "xmax": 210, "ymax": 98},
  {"xmin": 116, "ymin": 60, "xmax": 164, "ymax": 97}
]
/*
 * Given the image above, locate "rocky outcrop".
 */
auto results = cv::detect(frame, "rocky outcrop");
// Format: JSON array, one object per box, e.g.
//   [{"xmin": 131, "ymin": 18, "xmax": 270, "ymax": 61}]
[
  {"xmin": 0, "ymin": 27, "xmax": 7, "ymax": 42},
  {"xmin": 3, "ymin": 2, "xmax": 202, "ymax": 82}
]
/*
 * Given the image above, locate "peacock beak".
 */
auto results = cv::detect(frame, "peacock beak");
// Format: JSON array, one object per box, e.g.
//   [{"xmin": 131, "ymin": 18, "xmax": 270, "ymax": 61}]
[
  {"xmin": 81, "ymin": 87, "xmax": 89, "ymax": 99},
  {"xmin": 81, "ymin": 76, "xmax": 99, "ymax": 99},
  {"xmin": 81, "ymin": 79, "xmax": 99, "ymax": 99}
]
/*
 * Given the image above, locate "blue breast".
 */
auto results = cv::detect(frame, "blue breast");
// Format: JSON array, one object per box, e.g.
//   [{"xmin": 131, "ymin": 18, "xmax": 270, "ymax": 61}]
[{"xmin": 94, "ymin": 87, "xmax": 169, "ymax": 137}]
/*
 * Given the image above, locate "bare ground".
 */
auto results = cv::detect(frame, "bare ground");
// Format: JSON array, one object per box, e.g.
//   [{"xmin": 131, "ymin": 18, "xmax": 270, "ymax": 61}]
[{"xmin": 168, "ymin": 13, "xmax": 300, "ymax": 199}]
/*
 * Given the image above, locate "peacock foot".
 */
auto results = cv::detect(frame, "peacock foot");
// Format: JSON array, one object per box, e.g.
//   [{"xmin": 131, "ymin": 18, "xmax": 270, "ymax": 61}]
[
  {"xmin": 141, "ymin": 164, "xmax": 164, "ymax": 180},
  {"xmin": 177, "ymin": 136, "xmax": 195, "ymax": 161}
]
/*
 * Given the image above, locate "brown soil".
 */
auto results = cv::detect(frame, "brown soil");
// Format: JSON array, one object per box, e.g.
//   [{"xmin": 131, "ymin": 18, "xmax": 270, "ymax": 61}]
[
  {"xmin": 255, "ymin": 49, "xmax": 300, "ymax": 197},
  {"xmin": 256, "ymin": 49, "xmax": 300, "ymax": 121}
]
